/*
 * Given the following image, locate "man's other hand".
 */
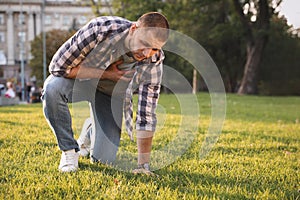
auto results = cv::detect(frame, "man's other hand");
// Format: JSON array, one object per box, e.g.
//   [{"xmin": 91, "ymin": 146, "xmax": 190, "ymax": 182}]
[{"xmin": 103, "ymin": 60, "xmax": 135, "ymax": 82}]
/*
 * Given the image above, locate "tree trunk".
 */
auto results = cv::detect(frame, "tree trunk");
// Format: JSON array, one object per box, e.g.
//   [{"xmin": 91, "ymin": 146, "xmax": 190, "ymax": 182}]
[
  {"xmin": 192, "ymin": 68, "xmax": 197, "ymax": 94},
  {"xmin": 237, "ymin": 36, "xmax": 267, "ymax": 95},
  {"xmin": 232, "ymin": 0, "xmax": 272, "ymax": 95}
]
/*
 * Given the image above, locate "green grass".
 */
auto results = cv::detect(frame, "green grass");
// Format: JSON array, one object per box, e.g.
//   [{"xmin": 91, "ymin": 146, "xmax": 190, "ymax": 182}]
[{"xmin": 0, "ymin": 93, "xmax": 299, "ymax": 199}]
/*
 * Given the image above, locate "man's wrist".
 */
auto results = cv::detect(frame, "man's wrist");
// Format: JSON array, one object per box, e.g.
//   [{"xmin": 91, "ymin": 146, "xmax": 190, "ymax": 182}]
[{"xmin": 136, "ymin": 130, "xmax": 154, "ymax": 139}]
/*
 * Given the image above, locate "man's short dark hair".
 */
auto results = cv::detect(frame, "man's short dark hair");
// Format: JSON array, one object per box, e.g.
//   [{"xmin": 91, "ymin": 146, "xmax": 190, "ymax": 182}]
[
  {"xmin": 137, "ymin": 12, "xmax": 169, "ymax": 42},
  {"xmin": 138, "ymin": 12, "xmax": 169, "ymax": 29}
]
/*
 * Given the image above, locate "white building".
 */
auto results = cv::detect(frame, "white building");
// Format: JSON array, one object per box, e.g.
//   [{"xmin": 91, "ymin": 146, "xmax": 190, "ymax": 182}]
[{"xmin": 0, "ymin": 0, "xmax": 110, "ymax": 84}]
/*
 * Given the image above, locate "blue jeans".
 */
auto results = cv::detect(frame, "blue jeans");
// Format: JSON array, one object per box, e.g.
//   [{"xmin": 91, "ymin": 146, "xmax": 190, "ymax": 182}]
[{"xmin": 41, "ymin": 75, "xmax": 123, "ymax": 164}]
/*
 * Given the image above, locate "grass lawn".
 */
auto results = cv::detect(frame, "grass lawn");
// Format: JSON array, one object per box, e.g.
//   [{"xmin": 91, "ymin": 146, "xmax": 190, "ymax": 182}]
[{"xmin": 0, "ymin": 93, "xmax": 299, "ymax": 199}]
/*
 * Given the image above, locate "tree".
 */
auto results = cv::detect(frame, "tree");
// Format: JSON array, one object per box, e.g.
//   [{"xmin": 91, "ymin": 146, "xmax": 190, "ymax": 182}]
[
  {"xmin": 192, "ymin": 0, "xmax": 246, "ymax": 92},
  {"xmin": 258, "ymin": 16, "xmax": 300, "ymax": 95},
  {"xmin": 111, "ymin": 0, "xmax": 246, "ymax": 92},
  {"xmin": 90, "ymin": 0, "xmax": 113, "ymax": 16},
  {"xmin": 112, "ymin": 0, "xmax": 165, "ymax": 20},
  {"xmin": 29, "ymin": 30, "xmax": 75, "ymax": 86},
  {"xmin": 101, "ymin": 0, "xmax": 298, "ymax": 95},
  {"xmin": 163, "ymin": 0, "xmax": 247, "ymax": 92},
  {"xmin": 232, "ymin": 0, "xmax": 282, "ymax": 94}
]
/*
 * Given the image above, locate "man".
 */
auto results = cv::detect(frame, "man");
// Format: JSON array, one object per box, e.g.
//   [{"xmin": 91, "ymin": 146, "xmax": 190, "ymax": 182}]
[{"xmin": 42, "ymin": 12, "xmax": 169, "ymax": 173}]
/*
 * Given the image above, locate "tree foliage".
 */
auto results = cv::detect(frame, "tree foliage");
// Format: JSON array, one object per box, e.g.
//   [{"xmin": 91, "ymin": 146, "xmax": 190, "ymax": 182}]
[
  {"xmin": 28, "ymin": 0, "xmax": 299, "ymax": 94},
  {"xmin": 112, "ymin": 0, "xmax": 165, "ymax": 20},
  {"xmin": 258, "ymin": 16, "xmax": 300, "ymax": 95},
  {"xmin": 231, "ymin": 0, "xmax": 283, "ymax": 94},
  {"xmin": 109, "ymin": 0, "xmax": 300, "ymax": 95},
  {"xmin": 29, "ymin": 30, "xmax": 75, "ymax": 86},
  {"xmin": 110, "ymin": 0, "xmax": 246, "ymax": 92}
]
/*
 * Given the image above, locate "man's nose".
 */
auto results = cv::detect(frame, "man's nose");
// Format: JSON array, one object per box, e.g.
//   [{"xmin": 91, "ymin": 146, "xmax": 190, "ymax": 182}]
[{"xmin": 142, "ymin": 48, "xmax": 152, "ymax": 58}]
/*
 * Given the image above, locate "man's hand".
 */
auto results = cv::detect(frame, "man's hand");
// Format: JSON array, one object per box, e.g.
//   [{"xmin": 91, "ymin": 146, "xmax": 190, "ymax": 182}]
[{"xmin": 102, "ymin": 59, "xmax": 135, "ymax": 82}]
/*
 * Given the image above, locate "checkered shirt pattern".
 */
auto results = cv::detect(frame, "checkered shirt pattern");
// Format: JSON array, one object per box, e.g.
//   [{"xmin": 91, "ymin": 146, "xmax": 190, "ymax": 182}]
[
  {"xmin": 48, "ymin": 16, "xmax": 164, "ymax": 140},
  {"xmin": 124, "ymin": 57, "xmax": 163, "ymax": 140},
  {"xmin": 49, "ymin": 16, "xmax": 132, "ymax": 76}
]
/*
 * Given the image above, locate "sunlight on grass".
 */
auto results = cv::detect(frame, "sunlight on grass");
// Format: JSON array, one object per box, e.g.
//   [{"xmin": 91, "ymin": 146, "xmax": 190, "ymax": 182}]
[{"xmin": 0, "ymin": 93, "xmax": 299, "ymax": 199}]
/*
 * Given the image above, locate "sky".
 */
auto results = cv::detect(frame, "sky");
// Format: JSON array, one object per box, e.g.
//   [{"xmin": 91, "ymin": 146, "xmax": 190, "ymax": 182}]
[{"xmin": 279, "ymin": 0, "xmax": 300, "ymax": 29}]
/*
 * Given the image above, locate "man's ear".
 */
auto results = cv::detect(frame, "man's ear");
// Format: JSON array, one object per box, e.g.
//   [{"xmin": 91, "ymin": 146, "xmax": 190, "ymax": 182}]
[{"xmin": 129, "ymin": 23, "xmax": 138, "ymax": 35}]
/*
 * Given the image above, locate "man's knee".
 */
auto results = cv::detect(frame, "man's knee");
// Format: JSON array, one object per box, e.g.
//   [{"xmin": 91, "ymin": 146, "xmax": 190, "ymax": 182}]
[{"xmin": 42, "ymin": 76, "xmax": 71, "ymax": 101}]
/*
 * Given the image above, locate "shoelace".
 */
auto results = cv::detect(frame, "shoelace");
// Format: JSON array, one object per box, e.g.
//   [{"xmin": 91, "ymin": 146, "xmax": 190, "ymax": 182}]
[{"xmin": 63, "ymin": 152, "xmax": 76, "ymax": 165}]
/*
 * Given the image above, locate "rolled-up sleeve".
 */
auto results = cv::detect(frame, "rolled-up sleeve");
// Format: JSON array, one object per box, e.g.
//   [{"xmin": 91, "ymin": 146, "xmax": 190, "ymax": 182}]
[
  {"xmin": 136, "ymin": 53, "xmax": 163, "ymax": 132},
  {"xmin": 49, "ymin": 19, "xmax": 103, "ymax": 77},
  {"xmin": 48, "ymin": 17, "xmax": 132, "ymax": 77}
]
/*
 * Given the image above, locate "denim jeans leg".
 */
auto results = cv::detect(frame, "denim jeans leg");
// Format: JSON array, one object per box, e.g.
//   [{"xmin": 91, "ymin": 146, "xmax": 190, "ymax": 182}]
[
  {"xmin": 42, "ymin": 75, "xmax": 94, "ymax": 151},
  {"xmin": 90, "ymin": 91, "xmax": 123, "ymax": 164}
]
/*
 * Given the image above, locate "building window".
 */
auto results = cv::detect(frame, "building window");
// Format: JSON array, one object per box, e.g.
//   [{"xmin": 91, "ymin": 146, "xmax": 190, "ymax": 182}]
[
  {"xmin": 18, "ymin": 32, "xmax": 26, "ymax": 42},
  {"xmin": 0, "ymin": 50, "xmax": 7, "ymax": 65},
  {"xmin": 18, "ymin": 13, "xmax": 26, "ymax": 25},
  {"xmin": 0, "ymin": 32, "xmax": 5, "ymax": 42},
  {"xmin": 0, "ymin": 14, "xmax": 4, "ymax": 25},
  {"xmin": 45, "ymin": 15, "xmax": 52, "ymax": 25},
  {"xmin": 63, "ymin": 16, "xmax": 71, "ymax": 25},
  {"xmin": 78, "ymin": 16, "xmax": 87, "ymax": 25}
]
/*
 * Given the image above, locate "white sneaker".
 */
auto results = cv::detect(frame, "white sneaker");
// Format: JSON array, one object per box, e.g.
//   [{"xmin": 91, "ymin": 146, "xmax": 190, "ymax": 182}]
[
  {"xmin": 78, "ymin": 143, "xmax": 90, "ymax": 157},
  {"xmin": 77, "ymin": 117, "xmax": 93, "ymax": 157},
  {"xmin": 58, "ymin": 149, "xmax": 79, "ymax": 172}
]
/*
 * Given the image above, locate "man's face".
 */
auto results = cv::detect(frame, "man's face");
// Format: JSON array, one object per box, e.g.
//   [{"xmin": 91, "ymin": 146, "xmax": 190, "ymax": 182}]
[{"xmin": 129, "ymin": 27, "xmax": 166, "ymax": 61}]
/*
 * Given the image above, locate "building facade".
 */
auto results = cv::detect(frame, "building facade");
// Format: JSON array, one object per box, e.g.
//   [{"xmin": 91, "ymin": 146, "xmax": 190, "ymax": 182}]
[{"xmin": 0, "ymin": 0, "xmax": 109, "ymax": 84}]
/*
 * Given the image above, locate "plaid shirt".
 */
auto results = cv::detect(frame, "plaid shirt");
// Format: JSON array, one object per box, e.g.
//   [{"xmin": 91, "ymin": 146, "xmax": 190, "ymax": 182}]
[{"xmin": 49, "ymin": 16, "xmax": 164, "ymax": 138}]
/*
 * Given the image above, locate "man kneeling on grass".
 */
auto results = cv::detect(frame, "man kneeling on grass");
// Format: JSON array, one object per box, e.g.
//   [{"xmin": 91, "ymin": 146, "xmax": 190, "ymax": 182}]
[{"xmin": 41, "ymin": 12, "xmax": 169, "ymax": 174}]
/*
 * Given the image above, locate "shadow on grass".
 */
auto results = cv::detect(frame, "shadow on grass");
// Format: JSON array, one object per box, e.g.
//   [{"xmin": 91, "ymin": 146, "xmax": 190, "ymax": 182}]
[
  {"xmin": 214, "ymin": 145, "xmax": 298, "ymax": 155},
  {"xmin": 154, "ymin": 168, "xmax": 297, "ymax": 199},
  {"xmin": 79, "ymin": 158, "xmax": 159, "ymax": 181},
  {"xmin": 77, "ymin": 159, "xmax": 249, "ymax": 199},
  {"xmin": 79, "ymin": 160, "xmax": 107, "ymax": 172},
  {"xmin": 0, "ymin": 120, "xmax": 23, "ymax": 126},
  {"xmin": 0, "ymin": 108, "xmax": 34, "ymax": 114},
  {"xmin": 35, "ymin": 141, "xmax": 57, "ymax": 148}
]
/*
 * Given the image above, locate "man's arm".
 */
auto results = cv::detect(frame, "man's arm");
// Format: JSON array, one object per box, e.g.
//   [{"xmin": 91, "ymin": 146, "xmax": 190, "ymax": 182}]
[
  {"xmin": 135, "ymin": 61, "xmax": 163, "ymax": 167},
  {"xmin": 66, "ymin": 59, "xmax": 133, "ymax": 82},
  {"xmin": 136, "ymin": 130, "xmax": 154, "ymax": 165},
  {"xmin": 65, "ymin": 65, "xmax": 104, "ymax": 79},
  {"xmin": 136, "ymin": 83, "xmax": 161, "ymax": 166}
]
